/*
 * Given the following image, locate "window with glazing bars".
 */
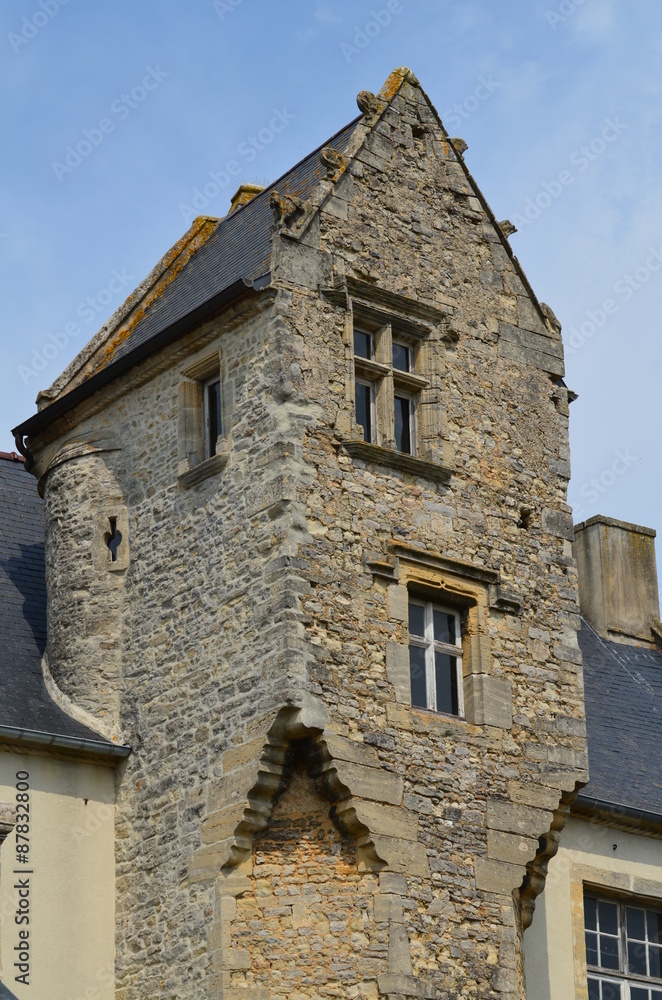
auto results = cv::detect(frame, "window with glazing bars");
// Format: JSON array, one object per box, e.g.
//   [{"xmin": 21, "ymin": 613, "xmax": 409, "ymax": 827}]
[
  {"xmin": 585, "ymin": 893, "xmax": 662, "ymax": 999},
  {"xmin": 408, "ymin": 598, "xmax": 463, "ymax": 716}
]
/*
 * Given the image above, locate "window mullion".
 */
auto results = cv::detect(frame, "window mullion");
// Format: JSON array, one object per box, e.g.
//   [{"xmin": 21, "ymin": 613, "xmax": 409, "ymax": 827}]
[{"xmin": 424, "ymin": 602, "xmax": 435, "ymax": 712}]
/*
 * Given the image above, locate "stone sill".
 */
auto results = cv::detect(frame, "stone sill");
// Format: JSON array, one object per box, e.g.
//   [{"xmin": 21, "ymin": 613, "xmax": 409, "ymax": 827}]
[
  {"xmin": 178, "ymin": 452, "xmax": 229, "ymax": 488},
  {"xmin": 342, "ymin": 440, "xmax": 451, "ymax": 485}
]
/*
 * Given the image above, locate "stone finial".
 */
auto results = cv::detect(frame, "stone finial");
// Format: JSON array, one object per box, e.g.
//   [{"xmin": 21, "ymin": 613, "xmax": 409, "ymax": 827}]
[
  {"xmin": 319, "ymin": 146, "xmax": 345, "ymax": 180},
  {"xmin": 498, "ymin": 220, "xmax": 518, "ymax": 238},
  {"xmin": 540, "ymin": 302, "xmax": 561, "ymax": 334},
  {"xmin": 451, "ymin": 137, "xmax": 468, "ymax": 155},
  {"xmin": 357, "ymin": 90, "xmax": 380, "ymax": 116}
]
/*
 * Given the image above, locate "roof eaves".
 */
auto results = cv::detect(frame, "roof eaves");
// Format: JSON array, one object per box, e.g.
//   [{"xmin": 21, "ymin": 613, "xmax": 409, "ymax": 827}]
[
  {"xmin": 0, "ymin": 724, "xmax": 131, "ymax": 762},
  {"xmin": 13, "ymin": 276, "xmax": 261, "ymax": 464}
]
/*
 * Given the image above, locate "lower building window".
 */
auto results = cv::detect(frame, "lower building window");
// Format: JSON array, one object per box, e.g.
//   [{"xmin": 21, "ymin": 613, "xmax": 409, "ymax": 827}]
[
  {"xmin": 408, "ymin": 598, "xmax": 463, "ymax": 716},
  {"xmin": 355, "ymin": 380, "xmax": 375, "ymax": 444},
  {"xmin": 585, "ymin": 893, "xmax": 662, "ymax": 999},
  {"xmin": 394, "ymin": 393, "xmax": 414, "ymax": 454}
]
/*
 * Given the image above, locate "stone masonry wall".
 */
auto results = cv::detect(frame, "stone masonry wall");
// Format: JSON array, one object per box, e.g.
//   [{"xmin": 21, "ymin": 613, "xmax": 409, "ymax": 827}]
[{"xmin": 30, "ymin": 69, "xmax": 587, "ymax": 1000}]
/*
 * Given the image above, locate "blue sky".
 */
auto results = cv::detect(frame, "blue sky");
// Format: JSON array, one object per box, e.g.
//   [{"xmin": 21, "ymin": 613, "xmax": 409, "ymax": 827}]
[{"xmin": 1, "ymin": 0, "xmax": 661, "ymax": 557}]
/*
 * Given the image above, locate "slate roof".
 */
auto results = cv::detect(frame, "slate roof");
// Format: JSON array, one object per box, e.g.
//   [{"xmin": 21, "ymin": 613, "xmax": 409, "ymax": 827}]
[
  {"xmin": 0, "ymin": 454, "xmax": 114, "ymax": 745},
  {"xmin": 111, "ymin": 116, "xmax": 361, "ymax": 366},
  {"xmin": 578, "ymin": 619, "xmax": 662, "ymax": 817}
]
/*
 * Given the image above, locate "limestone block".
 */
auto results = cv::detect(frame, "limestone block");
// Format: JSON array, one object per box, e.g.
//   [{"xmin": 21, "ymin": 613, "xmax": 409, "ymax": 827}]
[
  {"xmin": 387, "ymin": 583, "xmax": 409, "ymax": 623},
  {"xmin": 379, "ymin": 872, "xmax": 408, "ymax": 895},
  {"xmin": 386, "ymin": 640, "xmax": 411, "ymax": 703},
  {"xmin": 188, "ymin": 838, "xmax": 235, "ymax": 882},
  {"xmin": 389, "ymin": 922, "xmax": 413, "ymax": 975},
  {"xmin": 371, "ymin": 835, "xmax": 429, "ymax": 876},
  {"xmin": 464, "ymin": 674, "xmax": 513, "ymax": 729},
  {"xmin": 507, "ymin": 780, "xmax": 563, "ymax": 811},
  {"xmin": 487, "ymin": 830, "xmax": 539, "ymax": 866},
  {"xmin": 486, "ymin": 799, "xmax": 553, "ymax": 840},
  {"xmin": 343, "ymin": 798, "xmax": 418, "ymax": 841},
  {"xmin": 333, "ymin": 759, "xmax": 403, "ymax": 805},
  {"xmin": 325, "ymin": 731, "xmax": 380, "ymax": 767},
  {"xmin": 474, "ymin": 858, "xmax": 526, "ymax": 895},
  {"xmin": 374, "ymin": 893, "xmax": 404, "ymax": 923}
]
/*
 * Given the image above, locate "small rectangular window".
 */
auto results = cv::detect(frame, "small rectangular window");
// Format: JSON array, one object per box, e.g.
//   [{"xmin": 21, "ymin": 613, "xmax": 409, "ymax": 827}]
[
  {"xmin": 394, "ymin": 394, "xmax": 414, "ymax": 454},
  {"xmin": 392, "ymin": 341, "xmax": 411, "ymax": 372},
  {"xmin": 353, "ymin": 328, "xmax": 374, "ymax": 360},
  {"xmin": 204, "ymin": 377, "xmax": 222, "ymax": 458},
  {"xmin": 355, "ymin": 380, "xmax": 374, "ymax": 444},
  {"xmin": 408, "ymin": 598, "xmax": 463, "ymax": 716}
]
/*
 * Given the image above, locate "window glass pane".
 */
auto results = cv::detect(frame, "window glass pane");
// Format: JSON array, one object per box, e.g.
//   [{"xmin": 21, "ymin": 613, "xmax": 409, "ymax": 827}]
[
  {"xmin": 392, "ymin": 342, "xmax": 410, "ymax": 371},
  {"xmin": 650, "ymin": 944, "xmax": 662, "ymax": 979},
  {"xmin": 630, "ymin": 989, "xmax": 649, "ymax": 1000},
  {"xmin": 599, "ymin": 934, "xmax": 619, "ymax": 970},
  {"xmin": 602, "ymin": 983, "xmax": 623, "ymax": 1000},
  {"xmin": 409, "ymin": 602, "xmax": 425, "ymax": 637},
  {"xmin": 434, "ymin": 609, "xmax": 456, "ymax": 645},
  {"xmin": 355, "ymin": 382, "xmax": 372, "ymax": 443},
  {"xmin": 587, "ymin": 979, "xmax": 600, "ymax": 1000},
  {"xmin": 409, "ymin": 646, "xmax": 427, "ymax": 708},
  {"xmin": 585, "ymin": 897, "xmax": 598, "ymax": 931},
  {"xmin": 354, "ymin": 329, "xmax": 373, "ymax": 358},
  {"xmin": 651, "ymin": 990, "xmax": 662, "ymax": 1000},
  {"xmin": 586, "ymin": 930, "xmax": 599, "ymax": 966},
  {"xmin": 627, "ymin": 907, "xmax": 647, "ymax": 941},
  {"xmin": 394, "ymin": 395, "xmax": 412, "ymax": 454},
  {"xmin": 599, "ymin": 901, "xmax": 619, "ymax": 937},
  {"xmin": 648, "ymin": 910, "xmax": 662, "ymax": 944},
  {"xmin": 435, "ymin": 652, "xmax": 459, "ymax": 715},
  {"xmin": 628, "ymin": 940, "xmax": 648, "ymax": 976},
  {"xmin": 206, "ymin": 379, "xmax": 222, "ymax": 456}
]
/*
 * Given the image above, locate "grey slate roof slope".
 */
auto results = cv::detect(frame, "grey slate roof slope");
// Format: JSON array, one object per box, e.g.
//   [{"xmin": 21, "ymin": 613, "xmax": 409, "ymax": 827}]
[
  {"xmin": 578, "ymin": 619, "xmax": 662, "ymax": 818},
  {"xmin": 0, "ymin": 454, "xmax": 113, "ymax": 745},
  {"xmin": 111, "ymin": 116, "xmax": 362, "ymax": 366}
]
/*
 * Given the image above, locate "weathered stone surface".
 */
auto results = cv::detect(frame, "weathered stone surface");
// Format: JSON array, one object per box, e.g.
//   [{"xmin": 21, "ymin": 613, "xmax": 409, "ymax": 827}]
[{"xmin": 27, "ymin": 67, "xmax": 587, "ymax": 999}]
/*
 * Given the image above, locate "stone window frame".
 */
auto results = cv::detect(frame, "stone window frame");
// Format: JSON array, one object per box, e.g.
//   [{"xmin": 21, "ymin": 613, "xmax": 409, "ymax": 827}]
[
  {"xmin": 177, "ymin": 351, "xmax": 231, "ymax": 487},
  {"xmin": 569, "ymin": 864, "xmax": 662, "ymax": 1000},
  {"xmin": 371, "ymin": 542, "xmax": 520, "ymax": 730},
  {"xmin": 351, "ymin": 315, "xmax": 427, "ymax": 456},
  {"xmin": 584, "ymin": 890, "xmax": 662, "ymax": 997},
  {"xmin": 321, "ymin": 273, "xmax": 458, "ymax": 481}
]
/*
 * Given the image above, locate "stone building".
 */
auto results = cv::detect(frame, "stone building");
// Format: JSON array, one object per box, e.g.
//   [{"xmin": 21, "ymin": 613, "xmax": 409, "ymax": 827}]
[
  {"xmin": 525, "ymin": 516, "xmax": 662, "ymax": 1000},
  {"xmin": 6, "ymin": 68, "xmax": 589, "ymax": 998}
]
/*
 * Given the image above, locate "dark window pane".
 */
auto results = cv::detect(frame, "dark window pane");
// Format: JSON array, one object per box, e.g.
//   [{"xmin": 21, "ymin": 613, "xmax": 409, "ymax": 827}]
[
  {"xmin": 587, "ymin": 979, "xmax": 600, "ymax": 1000},
  {"xmin": 648, "ymin": 910, "xmax": 662, "ymax": 944},
  {"xmin": 434, "ymin": 609, "xmax": 456, "ymax": 645},
  {"xmin": 355, "ymin": 382, "xmax": 372, "ymax": 443},
  {"xmin": 599, "ymin": 934, "xmax": 619, "ymax": 969},
  {"xmin": 409, "ymin": 646, "xmax": 427, "ymax": 708},
  {"xmin": 602, "ymin": 984, "xmax": 623, "ymax": 1000},
  {"xmin": 628, "ymin": 940, "xmax": 648, "ymax": 976},
  {"xmin": 409, "ymin": 603, "xmax": 425, "ymax": 637},
  {"xmin": 354, "ymin": 329, "xmax": 373, "ymax": 358},
  {"xmin": 599, "ymin": 901, "xmax": 619, "ymax": 937},
  {"xmin": 650, "ymin": 944, "xmax": 662, "ymax": 979},
  {"xmin": 651, "ymin": 991, "xmax": 662, "ymax": 1000},
  {"xmin": 435, "ymin": 652, "xmax": 459, "ymax": 715},
  {"xmin": 392, "ymin": 342, "xmax": 410, "ymax": 371},
  {"xmin": 585, "ymin": 897, "xmax": 598, "ymax": 931},
  {"xmin": 630, "ymin": 989, "xmax": 648, "ymax": 1000},
  {"xmin": 585, "ymin": 930, "xmax": 599, "ymax": 966},
  {"xmin": 206, "ymin": 379, "xmax": 222, "ymax": 456},
  {"xmin": 627, "ymin": 907, "xmax": 647, "ymax": 941},
  {"xmin": 394, "ymin": 395, "xmax": 412, "ymax": 453}
]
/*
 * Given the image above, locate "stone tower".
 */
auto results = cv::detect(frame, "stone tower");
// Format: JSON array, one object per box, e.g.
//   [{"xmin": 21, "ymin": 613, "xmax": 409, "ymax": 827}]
[{"xmin": 13, "ymin": 68, "xmax": 588, "ymax": 998}]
